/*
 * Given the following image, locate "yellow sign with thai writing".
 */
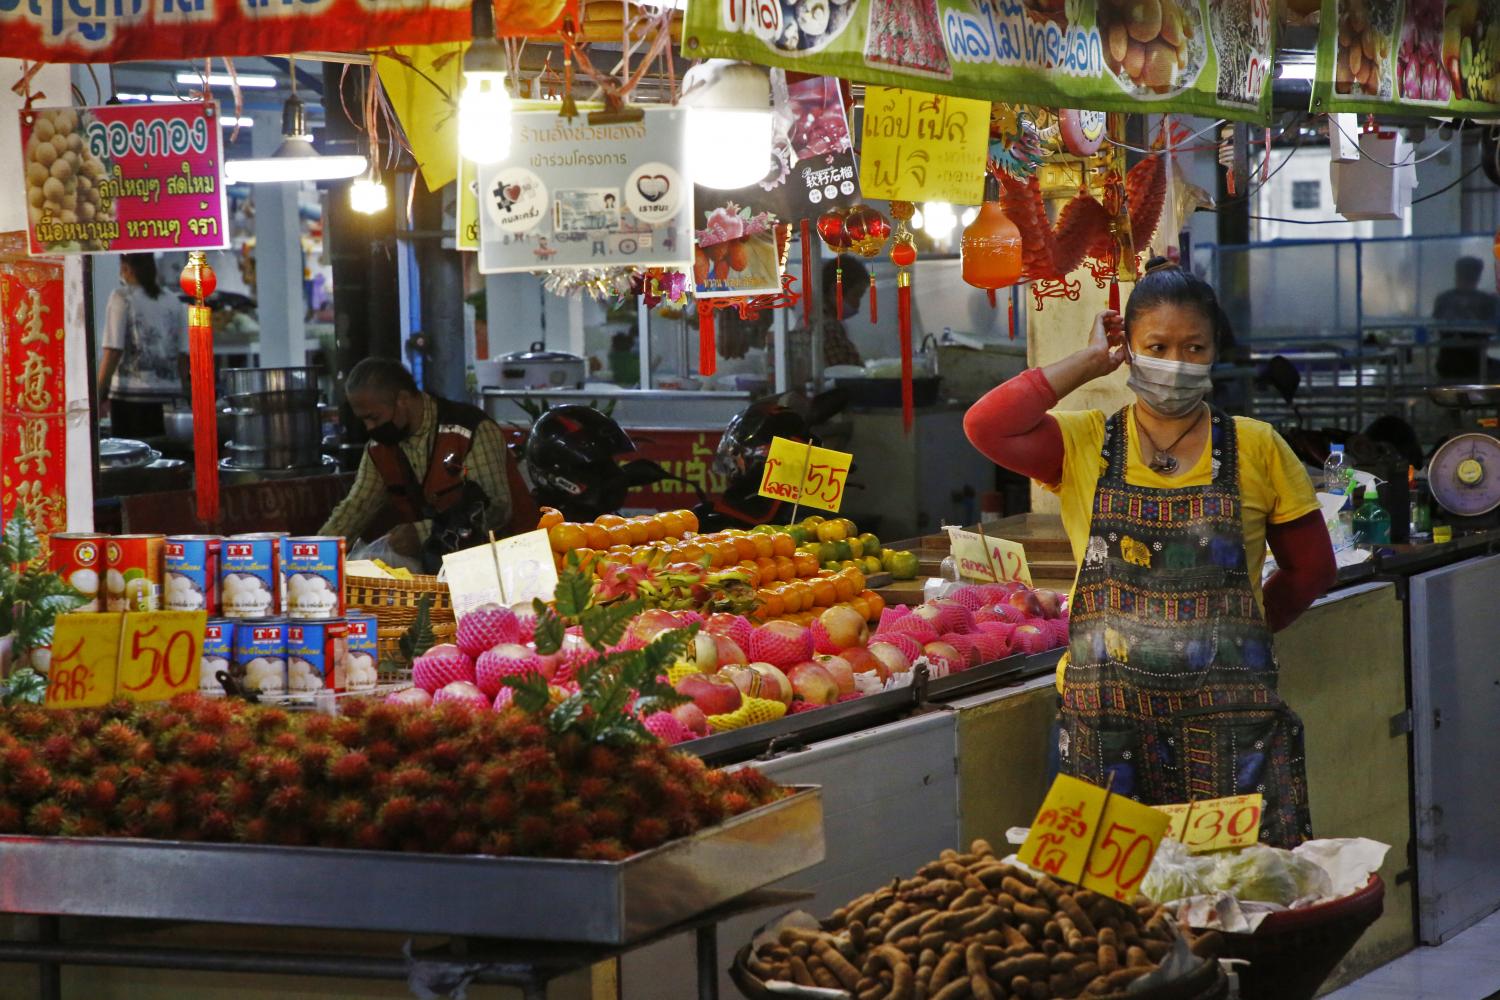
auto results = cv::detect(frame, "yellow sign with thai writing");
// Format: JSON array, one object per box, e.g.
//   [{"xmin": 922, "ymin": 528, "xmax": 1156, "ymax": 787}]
[
  {"xmin": 1080, "ymin": 793, "xmax": 1172, "ymax": 902},
  {"xmin": 859, "ymin": 87, "xmax": 990, "ymax": 205},
  {"xmin": 443, "ymin": 528, "xmax": 560, "ymax": 616},
  {"xmin": 115, "ymin": 612, "xmax": 205, "ymax": 702},
  {"xmin": 1021, "ymin": 774, "xmax": 1171, "ymax": 902},
  {"xmin": 1158, "ymin": 794, "xmax": 1264, "ymax": 854},
  {"xmin": 45, "ymin": 613, "xmax": 123, "ymax": 709},
  {"xmin": 946, "ymin": 527, "xmax": 1032, "ymax": 586},
  {"xmin": 757, "ymin": 436, "xmax": 853, "ymax": 514}
]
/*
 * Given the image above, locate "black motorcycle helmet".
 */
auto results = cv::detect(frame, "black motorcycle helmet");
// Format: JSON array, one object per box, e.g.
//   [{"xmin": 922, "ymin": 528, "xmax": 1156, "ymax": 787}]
[
  {"xmin": 525, "ymin": 405, "xmax": 637, "ymax": 520},
  {"xmin": 714, "ymin": 399, "xmax": 815, "ymax": 495}
]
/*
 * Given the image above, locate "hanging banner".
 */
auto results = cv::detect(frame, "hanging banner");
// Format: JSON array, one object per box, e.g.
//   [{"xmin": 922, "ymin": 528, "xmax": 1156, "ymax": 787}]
[
  {"xmin": 859, "ymin": 86, "xmax": 991, "ymax": 204},
  {"xmin": 18, "ymin": 102, "xmax": 229, "ymax": 256},
  {"xmin": 0, "ymin": 0, "xmax": 574, "ymax": 64},
  {"xmin": 477, "ymin": 108, "xmax": 694, "ymax": 274},
  {"xmin": 779, "ymin": 76, "xmax": 860, "ymax": 213},
  {"xmin": 684, "ymin": 0, "xmax": 1276, "ymax": 123},
  {"xmin": 0, "ymin": 234, "xmax": 67, "ymax": 537},
  {"xmin": 1310, "ymin": 0, "xmax": 1500, "ymax": 115}
]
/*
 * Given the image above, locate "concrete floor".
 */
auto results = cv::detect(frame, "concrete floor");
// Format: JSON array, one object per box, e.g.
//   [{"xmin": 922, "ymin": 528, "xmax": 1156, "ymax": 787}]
[{"xmin": 1324, "ymin": 909, "xmax": 1500, "ymax": 1000}]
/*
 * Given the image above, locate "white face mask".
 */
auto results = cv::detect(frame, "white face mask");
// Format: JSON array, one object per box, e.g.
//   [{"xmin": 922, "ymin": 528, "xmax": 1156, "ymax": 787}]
[{"xmin": 1125, "ymin": 346, "xmax": 1213, "ymax": 418}]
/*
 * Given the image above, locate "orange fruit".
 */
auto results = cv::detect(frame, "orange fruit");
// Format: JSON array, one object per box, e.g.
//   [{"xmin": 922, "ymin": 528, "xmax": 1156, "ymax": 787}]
[
  {"xmin": 833, "ymin": 574, "xmax": 857, "ymax": 602},
  {"xmin": 780, "ymin": 583, "xmax": 805, "ymax": 614},
  {"xmin": 609, "ymin": 544, "xmax": 631, "ymax": 555},
  {"xmin": 679, "ymin": 543, "xmax": 706, "ymax": 565},
  {"xmin": 860, "ymin": 589, "xmax": 885, "ymax": 618},
  {"xmin": 712, "ymin": 540, "xmax": 737, "ymax": 566},
  {"xmin": 584, "ymin": 524, "xmax": 612, "ymax": 550},
  {"xmin": 792, "ymin": 552, "xmax": 819, "ymax": 577},
  {"xmin": 787, "ymin": 580, "xmax": 816, "ymax": 610},
  {"xmin": 751, "ymin": 534, "xmax": 775, "ymax": 559},
  {"xmin": 537, "ymin": 506, "xmax": 565, "ymax": 530},
  {"xmin": 595, "ymin": 513, "xmax": 626, "ymax": 528},
  {"xmin": 756, "ymin": 589, "xmax": 785, "ymax": 618},
  {"xmin": 846, "ymin": 568, "xmax": 867, "ymax": 593},
  {"xmin": 734, "ymin": 536, "xmax": 759, "ymax": 561},
  {"xmin": 571, "ymin": 547, "xmax": 597, "ymax": 573},
  {"xmin": 810, "ymin": 578, "xmax": 838, "ymax": 607},
  {"xmin": 606, "ymin": 524, "xmax": 635, "ymax": 547},
  {"xmin": 737, "ymin": 561, "xmax": 762, "ymax": 587},
  {"xmin": 625, "ymin": 520, "xmax": 651, "ymax": 546},
  {"xmin": 756, "ymin": 556, "xmax": 778, "ymax": 580},
  {"xmin": 848, "ymin": 595, "xmax": 872, "ymax": 620},
  {"xmin": 771, "ymin": 533, "xmax": 795, "ymax": 558},
  {"xmin": 657, "ymin": 511, "xmax": 685, "ymax": 538},
  {"xmin": 548, "ymin": 522, "xmax": 588, "ymax": 552},
  {"xmin": 773, "ymin": 555, "xmax": 798, "ymax": 582},
  {"xmin": 679, "ymin": 509, "xmax": 700, "ymax": 533},
  {"xmin": 644, "ymin": 515, "xmax": 670, "ymax": 542}
]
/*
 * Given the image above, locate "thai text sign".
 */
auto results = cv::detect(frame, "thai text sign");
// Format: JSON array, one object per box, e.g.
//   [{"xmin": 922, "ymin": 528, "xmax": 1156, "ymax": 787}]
[
  {"xmin": 946, "ymin": 526, "xmax": 1032, "ymax": 586},
  {"xmin": 46, "ymin": 611, "xmax": 205, "ymax": 708},
  {"xmin": 0, "ymin": 0, "xmax": 572, "ymax": 64},
  {"xmin": 685, "ymin": 0, "xmax": 1276, "ymax": 122},
  {"xmin": 1158, "ymin": 794, "xmax": 1264, "ymax": 854},
  {"xmin": 444, "ymin": 529, "xmax": 560, "ymax": 617},
  {"xmin": 758, "ymin": 435, "xmax": 853, "ymax": 513},
  {"xmin": 1021, "ymin": 774, "xmax": 1170, "ymax": 901},
  {"xmin": 19, "ymin": 102, "xmax": 229, "ymax": 256},
  {"xmin": 859, "ymin": 87, "xmax": 989, "ymax": 205},
  {"xmin": 0, "ymin": 236, "xmax": 67, "ymax": 536}
]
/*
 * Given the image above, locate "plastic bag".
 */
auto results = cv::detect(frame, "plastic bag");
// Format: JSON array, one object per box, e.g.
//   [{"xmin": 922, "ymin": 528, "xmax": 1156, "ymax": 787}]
[
  {"xmin": 1141, "ymin": 837, "xmax": 1217, "ymax": 903},
  {"xmin": 349, "ymin": 536, "xmax": 426, "ymax": 577},
  {"xmin": 1207, "ymin": 844, "xmax": 1326, "ymax": 905}
]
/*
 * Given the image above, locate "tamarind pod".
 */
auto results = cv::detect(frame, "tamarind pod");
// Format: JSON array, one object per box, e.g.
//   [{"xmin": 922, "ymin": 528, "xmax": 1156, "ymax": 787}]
[
  {"xmin": 1097, "ymin": 927, "xmax": 1118, "ymax": 950},
  {"xmin": 1042, "ymin": 940, "xmax": 1062, "ymax": 957},
  {"xmin": 996, "ymin": 893, "xmax": 1019, "ymax": 911},
  {"xmin": 1027, "ymin": 983, "xmax": 1049, "ymax": 1000},
  {"xmin": 831, "ymin": 906, "xmax": 850, "ymax": 927},
  {"xmin": 990, "ymin": 954, "xmax": 1051, "ymax": 981},
  {"xmin": 975, "ymin": 930, "xmax": 1007, "ymax": 947},
  {"xmin": 1073, "ymin": 960, "xmax": 1099, "ymax": 981},
  {"xmin": 1125, "ymin": 945, "xmax": 1150, "ymax": 968},
  {"xmin": 960, "ymin": 906, "xmax": 1004, "ymax": 936},
  {"xmin": 1014, "ymin": 902, "xmax": 1052, "ymax": 925},
  {"xmin": 788, "ymin": 955, "xmax": 815, "ymax": 986},
  {"xmin": 941, "ymin": 849, "xmax": 959, "ymax": 861},
  {"xmin": 890, "ymin": 960, "xmax": 916, "ymax": 1000},
  {"xmin": 809, "ymin": 957, "xmax": 840, "ymax": 989},
  {"xmin": 919, "ymin": 948, "xmax": 939, "ymax": 969},
  {"xmin": 919, "ymin": 931, "xmax": 951, "ymax": 953},
  {"xmin": 1034, "ymin": 877, "xmax": 1065, "ymax": 905},
  {"xmin": 971, "ymin": 839, "xmax": 995, "ymax": 859},
  {"xmin": 930, "ymin": 980, "xmax": 972, "ymax": 1000},
  {"xmin": 972, "ymin": 865, "xmax": 1011, "ymax": 888},
  {"xmin": 1010, "ymin": 974, "xmax": 1033, "ymax": 996},
  {"xmin": 747, "ymin": 953, "xmax": 776, "ymax": 978},
  {"xmin": 1061, "ymin": 896, "xmax": 1099, "ymax": 938},
  {"xmin": 981, "ymin": 945, "xmax": 1007, "ymax": 961},
  {"xmin": 858, "ymin": 983, "xmax": 892, "ymax": 1000},
  {"xmin": 1049, "ymin": 952, "xmax": 1078, "ymax": 972},
  {"xmin": 814, "ymin": 940, "xmax": 864, "ymax": 991},
  {"xmin": 1005, "ymin": 944, "xmax": 1034, "ymax": 959},
  {"xmin": 966, "ymin": 942, "xmax": 997, "ymax": 1000},
  {"xmin": 1002, "ymin": 924, "xmax": 1030, "ymax": 949},
  {"xmin": 931, "ymin": 947, "xmax": 966, "ymax": 991},
  {"xmin": 1002, "ymin": 877, "xmax": 1040, "ymax": 903},
  {"xmin": 886, "ymin": 902, "xmax": 912, "ymax": 922},
  {"xmin": 1101, "ymin": 965, "xmax": 1153, "ymax": 989},
  {"xmin": 901, "ymin": 877, "xmax": 932, "ymax": 893},
  {"xmin": 1049, "ymin": 972, "xmax": 1075, "ymax": 996},
  {"xmin": 767, "ymin": 946, "xmax": 790, "ymax": 959},
  {"xmin": 851, "ymin": 920, "xmax": 868, "ymax": 950},
  {"xmin": 1043, "ymin": 920, "xmax": 1061, "ymax": 942},
  {"xmin": 895, "ymin": 936, "xmax": 921, "ymax": 953},
  {"xmin": 780, "ymin": 927, "xmax": 829, "ymax": 946},
  {"xmin": 857, "ymin": 976, "xmax": 879, "ymax": 992},
  {"xmin": 1098, "ymin": 943, "xmax": 1120, "ymax": 975},
  {"xmin": 950, "ymin": 889, "xmax": 987, "ymax": 911},
  {"xmin": 850, "ymin": 892, "xmax": 894, "ymax": 925},
  {"xmin": 910, "ymin": 880, "xmax": 964, "ymax": 902},
  {"xmin": 791, "ymin": 941, "xmax": 810, "ymax": 958},
  {"xmin": 889, "ymin": 911, "xmax": 935, "ymax": 943},
  {"xmin": 1144, "ymin": 913, "xmax": 1174, "ymax": 939},
  {"xmin": 1142, "ymin": 939, "xmax": 1171, "ymax": 961}
]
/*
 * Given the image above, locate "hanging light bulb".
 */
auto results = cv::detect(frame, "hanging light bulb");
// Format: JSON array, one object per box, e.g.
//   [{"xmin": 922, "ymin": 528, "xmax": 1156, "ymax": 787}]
[
  {"xmin": 223, "ymin": 94, "xmax": 367, "ymax": 183},
  {"xmin": 920, "ymin": 202, "xmax": 959, "ymax": 241},
  {"xmin": 961, "ymin": 207, "xmax": 979, "ymax": 227},
  {"xmin": 349, "ymin": 170, "xmax": 388, "ymax": 214},
  {"xmin": 458, "ymin": 0, "xmax": 513, "ymax": 164},
  {"xmin": 681, "ymin": 60, "xmax": 773, "ymax": 189}
]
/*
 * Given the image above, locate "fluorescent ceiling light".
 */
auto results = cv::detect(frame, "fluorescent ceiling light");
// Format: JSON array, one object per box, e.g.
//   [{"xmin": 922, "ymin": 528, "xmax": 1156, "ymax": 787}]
[
  {"xmin": 115, "ymin": 92, "xmax": 193, "ymax": 103},
  {"xmin": 223, "ymin": 95, "xmax": 365, "ymax": 183},
  {"xmin": 177, "ymin": 72, "xmax": 278, "ymax": 89},
  {"xmin": 1279, "ymin": 61, "xmax": 1317, "ymax": 80},
  {"xmin": 221, "ymin": 116, "xmax": 255, "ymax": 128}
]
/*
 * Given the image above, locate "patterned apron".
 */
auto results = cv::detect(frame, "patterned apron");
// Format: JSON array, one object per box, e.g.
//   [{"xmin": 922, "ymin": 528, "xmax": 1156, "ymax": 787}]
[{"xmin": 1058, "ymin": 407, "xmax": 1313, "ymax": 848}]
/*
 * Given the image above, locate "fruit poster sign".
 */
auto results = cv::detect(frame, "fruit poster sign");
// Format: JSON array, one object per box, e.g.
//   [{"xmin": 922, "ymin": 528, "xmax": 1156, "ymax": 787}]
[
  {"xmin": 0, "ymin": 235, "xmax": 67, "ymax": 537},
  {"xmin": 684, "ymin": 0, "xmax": 1277, "ymax": 123},
  {"xmin": 1310, "ymin": 0, "xmax": 1500, "ymax": 115},
  {"xmin": 476, "ymin": 108, "xmax": 693, "ymax": 274},
  {"xmin": 18, "ymin": 102, "xmax": 229, "ymax": 256}
]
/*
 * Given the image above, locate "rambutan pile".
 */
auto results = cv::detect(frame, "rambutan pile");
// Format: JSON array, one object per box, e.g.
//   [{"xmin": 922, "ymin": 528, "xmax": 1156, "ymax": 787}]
[{"xmin": 0, "ymin": 695, "xmax": 786, "ymax": 860}]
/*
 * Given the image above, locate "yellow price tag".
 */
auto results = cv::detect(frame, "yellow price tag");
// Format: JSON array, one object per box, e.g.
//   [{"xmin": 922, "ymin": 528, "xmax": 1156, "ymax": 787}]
[
  {"xmin": 45, "ymin": 613, "xmax": 122, "ymax": 709},
  {"xmin": 946, "ymin": 527, "xmax": 1033, "ymax": 586},
  {"xmin": 1018, "ymin": 774, "xmax": 1110, "ymax": 886},
  {"xmin": 859, "ymin": 87, "xmax": 990, "ymax": 205},
  {"xmin": 115, "ymin": 612, "xmax": 205, "ymax": 702},
  {"xmin": 757, "ymin": 436, "xmax": 853, "ymax": 514},
  {"xmin": 1157, "ymin": 794, "xmax": 1264, "ymax": 854},
  {"xmin": 1080, "ymin": 794, "xmax": 1172, "ymax": 902}
]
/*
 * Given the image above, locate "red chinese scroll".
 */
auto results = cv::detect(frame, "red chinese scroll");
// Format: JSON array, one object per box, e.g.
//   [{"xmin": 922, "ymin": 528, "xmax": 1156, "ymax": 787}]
[{"xmin": 0, "ymin": 234, "xmax": 67, "ymax": 536}]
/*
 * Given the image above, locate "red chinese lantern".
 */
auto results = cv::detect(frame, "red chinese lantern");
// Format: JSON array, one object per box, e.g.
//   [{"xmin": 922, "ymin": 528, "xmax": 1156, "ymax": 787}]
[
  {"xmin": 816, "ymin": 207, "xmax": 853, "ymax": 318},
  {"xmin": 844, "ymin": 204, "xmax": 891, "ymax": 321},
  {"xmin": 180, "ymin": 252, "xmax": 219, "ymax": 525}
]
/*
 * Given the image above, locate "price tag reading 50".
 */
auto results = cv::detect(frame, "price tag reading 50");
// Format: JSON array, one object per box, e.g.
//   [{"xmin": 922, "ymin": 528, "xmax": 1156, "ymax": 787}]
[
  {"xmin": 117, "ymin": 611, "xmax": 205, "ymax": 702},
  {"xmin": 1020, "ymin": 774, "xmax": 1171, "ymax": 902}
]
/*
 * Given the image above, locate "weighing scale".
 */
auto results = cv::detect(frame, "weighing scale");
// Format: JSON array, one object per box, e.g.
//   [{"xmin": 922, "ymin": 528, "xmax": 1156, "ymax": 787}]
[{"xmin": 1427, "ymin": 386, "xmax": 1500, "ymax": 525}]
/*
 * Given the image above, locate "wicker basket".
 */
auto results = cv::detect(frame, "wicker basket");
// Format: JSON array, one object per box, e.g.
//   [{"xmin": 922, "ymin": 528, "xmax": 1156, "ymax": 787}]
[
  {"xmin": 347, "ymin": 574, "xmax": 455, "ymax": 623},
  {"xmin": 1214, "ymin": 874, "xmax": 1384, "ymax": 1000}
]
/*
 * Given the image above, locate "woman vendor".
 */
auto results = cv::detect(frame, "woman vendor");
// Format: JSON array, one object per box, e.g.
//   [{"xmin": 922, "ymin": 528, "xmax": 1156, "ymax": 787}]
[{"xmin": 963, "ymin": 261, "xmax": 1338, "ymax": 847}]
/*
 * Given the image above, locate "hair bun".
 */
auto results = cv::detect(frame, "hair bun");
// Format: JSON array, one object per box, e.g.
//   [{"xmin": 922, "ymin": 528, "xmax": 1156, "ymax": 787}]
[{"xmin": 1144, "ymin": 256, "xmax": 1178, "ymax": 275}]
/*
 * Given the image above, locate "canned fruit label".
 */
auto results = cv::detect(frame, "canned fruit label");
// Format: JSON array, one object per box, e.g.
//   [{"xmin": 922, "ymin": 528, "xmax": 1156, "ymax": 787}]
[
  {"xmin": 343, "ymin": 612, "xmax": 378, "ymax": 691},
  {"xmin": 287, "ymin": 620, "xmax": 347, "ymax": 693},
  {"xmin": 282, "ymin": 537, "xmax": 346, "ymax": 619},
  {"xmin": 165, "ymin": 536, "xmax": 221, "ymax": 614},
  {"xmin": 105, "ymin": 536, "xmax": 164, "ymax": 612},
  {"xmin": 221, "ymin": 536, "xmax": 280, "ymax": 618},
  {"xmin": 201, "ymin": 619, "xmax": 233, "ymax": 694},
  {"xmin": 233, "ymin": 619, "xmax": 286, "ymax": 695},
  {"xmin": 51, "ymin": 534, "xmax": 105, "ymax": 612}
]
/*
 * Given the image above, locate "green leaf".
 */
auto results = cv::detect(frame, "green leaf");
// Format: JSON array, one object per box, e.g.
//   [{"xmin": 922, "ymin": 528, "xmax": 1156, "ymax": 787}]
[
  {"xmin": 398, "ymin": 594, "xmax": 436, "ymax": 662},
  {"xmin": 502, "ymin": 672, "xmax": 552, "ymax": 715},
  {"xmin": 2, "ymin": 667, "xmax": 47, "ymax": 707},
  {"xmin": 581, "ymin": 599, "xmax": 642, "ymax": 651},
  {"xmin": 596, "ymin": 714, "xmax": 654, "ymax": 746},
  {"xmin": 547, "ymin": 692, "xmax": 588, "ymax": 733},
  {"xmin": 638, "ymin": 625, "xmax": 697, "ymax": 678},
  {"xmin": 633, "ymin": 690, "xmax": 690, "ymax": 717},
  {"xmin": 552, "ymin": 565, "xmax": 594, "ymax": 619},
  {"xmin": 531, "ymin": 600, "xmax": 566, "ymax": 656}
]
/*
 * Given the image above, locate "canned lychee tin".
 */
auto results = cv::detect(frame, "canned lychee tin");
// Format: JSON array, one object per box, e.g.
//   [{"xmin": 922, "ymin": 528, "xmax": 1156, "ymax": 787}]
[
  {"xmin": 342, "ymin": 612, "xmax": 379, "ymax": 692},
  {"xmin": 232, "ymin": 618, "xmax": 287, "ymax": 696},
  {"xmin": 201, "ymin": 618, "xmax": 233, "ymax": 695},
  {"xmin": 287, "ymin": 619, "xmax": 347, "ymax": 693},
  {"xmin": 49, "ymin": 533, "xmax": 105, "ymax": 612},
  {"xmin": 281, "ymin": 536, "xmax": 346, "ymax": 620},
  {"xmin": 104, "ymin": 534, "xmax": 165, "ymax": 612},
  {"xmin": 221, "ymin": 534, "xmax": 282, "ymax": 619},
  {"xmin": 164, "ymin": 535, "xmax": 221, "ymax": 614}
]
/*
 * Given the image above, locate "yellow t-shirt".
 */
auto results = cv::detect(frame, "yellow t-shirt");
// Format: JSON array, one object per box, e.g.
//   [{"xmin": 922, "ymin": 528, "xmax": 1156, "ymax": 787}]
[{"xmin": 1047, "ymin": 407, "xmax": 1320, "ymax": 691}]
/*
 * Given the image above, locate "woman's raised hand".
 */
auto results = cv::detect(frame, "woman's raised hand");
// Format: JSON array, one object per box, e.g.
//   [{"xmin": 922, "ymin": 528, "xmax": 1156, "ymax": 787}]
[{"xmin": 1087, "ymin": 309, "xmax": 1128, "ymax": 376}]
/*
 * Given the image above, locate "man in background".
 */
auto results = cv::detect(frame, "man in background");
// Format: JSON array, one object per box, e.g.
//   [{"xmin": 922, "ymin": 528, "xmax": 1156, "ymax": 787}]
[{"xmin": 1433, "ymin": 256, "xmax": 1500, "ymax": 379}]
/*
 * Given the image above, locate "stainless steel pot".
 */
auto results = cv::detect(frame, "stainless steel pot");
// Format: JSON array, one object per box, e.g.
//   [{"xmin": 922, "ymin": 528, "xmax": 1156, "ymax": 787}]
[
  {"xmin": 98, "ymin": 438, "xmax": 158, "ymax": 471},
  {"xmin": 163, "ymin": 408, "xmax": 195, "ymax": 452},
  {"xmin": 219, "ymin": 366, "xmax": 324, "ymax": 470},
  {"xmin": 499, "ymin": 342, "xmax": 586, "ymax": 390}
]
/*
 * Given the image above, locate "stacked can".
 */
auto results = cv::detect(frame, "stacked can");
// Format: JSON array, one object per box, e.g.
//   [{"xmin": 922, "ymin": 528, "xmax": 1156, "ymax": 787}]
[
  {"xmin": 50, "ymin": 533, "xmax": 106, "ymax": 611},
  {"xmin": 201, "ymin": 619, "xmax": 233, "ymax": 695},
  {"xmin": 164, "ymin": 535, "xmax": 222, "ymax": 614},
  {"xmin": 281, "ymin": 536, "xmax": 346, "ymax": 620},
  {"xmin": 342, "ymin": 612, "xmax": 379, "ymax": 692},
  {"xmin": 220, "ymin": 533, "xmax": 282, "ymax": 618},
  {"xmin": 287, "ymin": 620, "xmax": 348, "ymax": 692},
  {"xmin": 232, "ymin": 618, "xmax": 287, "ymax": 696},
  {"xmin": 104, "ymin": 534, "xmax": 164, "ymax": 611}
]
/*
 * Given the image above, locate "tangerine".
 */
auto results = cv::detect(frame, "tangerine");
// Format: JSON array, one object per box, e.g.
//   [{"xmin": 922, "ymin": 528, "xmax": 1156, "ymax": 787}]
[
  {"xmin": 756, "ymin": 589, "xmax": 785, "ymax": 618},
  {"xmin": 679, "ymin": 509, "xmax": 700, "ymax": 533},
  {"xmin": 734, "ymin": 536, "xmax": 760, "ymax": 562},
  {"xmin": 584, "ymin": 524, "xmax": 612, "ymax": 550},
  {"xmin": 773, "ymin": 555, "xmax": 798, "ymax": 582},
  {"xmin": 595, "ymin": 513, "xmax": 627, "ymax": 528},
  {"xmin": 860, "ymin": 589, "xmax": 886, "ymax": 618},
  {"xmin": 537, "ymin": 506, "xmax": 565, "ymax": 530},
  {"xmin": 771, "ymin": 533, "xmax": 796, "ymax": 558},
  {"xmin": 792, "ymin": 552, "xmax": 819, "ymax": 578},
  {"xmin": 738, "ymin": 561, "xmax": 762, "ymax": 587},
  {"xmin": 810, "ymin": 578, "xmax": 839, "ymax": 607},
  {"xmin": 833, "ymin": 574, "xmax": 857, "ymax": 602},
  {"xmin": 679, "ymin": 543, "xmax": 707, "ymax": 565},
  {"xmin": 644, "ymin": 515, "xmax": 670, "ymax": 542},
  {"xmin": 786, "ymin": 580, "xmax": 815, "ymax": 611},
  {"xmin": 659, "ymin": 511, "xmax": 687, "ymax": 538},
  {"xmin": 606, "ymin": 523, "xmax": 635, "ymax": 548},
  {"xmin": 848, "ymin": 595, "xmax": 872, "ymax": 621},
  {"xmin": 756, "ymin": 557, "xmax": 779, "ymax": 582},
  {"xmin": 780, "ymin": 583, "xmax": 805, "ymax": 614},
  {"xmin": 715, "ymin": 540, "xmax": 740, "ymax": 567},
  {"xmin": 625, "ymin": 520, "xmax": 651, "ymax": 546},
  {"xmin": 548, "ymin": 522, "xmax": 588, "ymax": 552},
  {"xmin": 751, "ymin": 534, "xmax": 775, "ymax": 560}
]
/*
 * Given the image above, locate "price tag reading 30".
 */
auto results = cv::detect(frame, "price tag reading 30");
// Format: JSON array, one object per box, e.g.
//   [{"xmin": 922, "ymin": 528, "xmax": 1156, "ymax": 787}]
[
  {"xmin": 1157, "ymin": 794, "xmax": 1264, "ymax": 854},
  {"xmin": 757, "ymin": 436, "xmax": 853, "ymax": 513}
]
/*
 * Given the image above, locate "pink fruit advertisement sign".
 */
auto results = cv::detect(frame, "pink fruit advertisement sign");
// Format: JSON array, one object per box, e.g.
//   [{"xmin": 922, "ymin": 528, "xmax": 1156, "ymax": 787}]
[{"xmin": 18, "ymin": 101, "xmax": 229, "ymax": 256}]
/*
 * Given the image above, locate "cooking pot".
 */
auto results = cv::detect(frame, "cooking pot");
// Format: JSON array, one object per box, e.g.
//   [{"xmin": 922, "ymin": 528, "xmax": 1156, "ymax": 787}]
[
  {"xmin": 98, "ymin": 438, "xmax": 159, "ymax": 471},
  {"xmin": 499, "ymin": 342, "xmax": 586, "ymax": 391}
]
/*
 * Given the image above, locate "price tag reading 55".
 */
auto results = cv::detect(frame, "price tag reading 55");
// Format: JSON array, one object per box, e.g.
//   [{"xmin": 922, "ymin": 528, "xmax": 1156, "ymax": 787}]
[{"xmin": 757, "ymin": 436, "xmax": 853, "ymax": 514}]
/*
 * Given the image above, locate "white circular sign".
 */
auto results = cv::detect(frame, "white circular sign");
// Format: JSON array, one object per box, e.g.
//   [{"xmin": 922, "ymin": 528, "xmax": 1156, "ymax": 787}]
[
  {"xmin": 624, "ymin": 162, "xmax": 683, "ymax": 224},
  {"xmin": 485, "ymin": 167, "xmax": 547, "ymax": 234}
]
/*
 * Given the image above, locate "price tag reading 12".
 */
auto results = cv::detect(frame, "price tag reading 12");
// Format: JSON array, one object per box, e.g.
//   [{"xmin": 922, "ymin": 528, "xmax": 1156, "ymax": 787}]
[
  {"xmin": 116, "ymin": 611, "xmax": 205, "ymax": 702},
  {"xmin": 1157, "ymin": 794, "xmax": 1264, "ymax": 854},
  {"xmin": 757, "ymin": 436, "xmax": 853, "ymax": 514},
  {"xmin": 45, "ymin": 613, "xmax": 123, "ymax": 709}
]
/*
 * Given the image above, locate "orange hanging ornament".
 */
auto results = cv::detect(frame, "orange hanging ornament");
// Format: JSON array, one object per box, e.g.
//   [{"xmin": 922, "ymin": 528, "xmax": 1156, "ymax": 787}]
[
  {"xmin": 961, "ymin": 174, "xmax": 1022, "ymax": 299},
  {"xmin": 180, "ymin": 252, "xmax": 219, "ymax": 526}
]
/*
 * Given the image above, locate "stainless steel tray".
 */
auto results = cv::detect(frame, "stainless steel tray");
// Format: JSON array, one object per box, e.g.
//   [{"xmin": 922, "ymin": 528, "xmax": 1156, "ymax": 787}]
[
  {"xmin": 1428, "ymin": 384, "xmax": 1500, "ymax": 408},
  {"xmin": 0, "ymin": 786, "xmax": 823, "ymax": 945}
]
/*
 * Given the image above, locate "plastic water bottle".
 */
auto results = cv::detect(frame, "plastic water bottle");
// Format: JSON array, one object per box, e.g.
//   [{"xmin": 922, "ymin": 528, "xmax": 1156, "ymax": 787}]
[{"xmin": 1324, "ymin": 444, "xmax": 1349, "ymax": 495}]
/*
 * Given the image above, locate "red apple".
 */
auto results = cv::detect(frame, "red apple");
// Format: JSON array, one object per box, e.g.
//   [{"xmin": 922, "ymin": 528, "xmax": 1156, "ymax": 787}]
[
  {"xmin": 922, "ymin": 641, "xmax": 965, "ymax": 672},
  {"xmin": 387, "ymin": 686, "xmax": 432, "ymax": 707},
  {"xmin": 671, "ymin": 701, "xmax": 709, "ymax": 736},
  {"xmin": 675, "ymin": 672, "xmax": 743, "ymax": 716},
  {"xmin": 714, "ymin": 634, "xmax": 748, "ymax": 667},
  {"xmin": 818, "ymin": 604, "xmax": 869, "ymax": 650},
  {"xmin": 840, "ymin": 646, "xmax": 889, "ymax": 681},
  {"xmin": 1007, "ymin": 588, "xmax": 1045, "ymax": 619},
  {"xmin": 813, "ymin": 654, "xmax": 856, "ymax": 695},
  {"xmin": 1032, "ymin": 589, "xmax": 1064, "ymax": 620},
  {"xmin": 868, "ymin": 641, "xmax": 912, "ymax": 676},
  {"xmin": 744, "ymin": 662, "xmax": 794, "ymax": 705},
  {"xmin": 1010, "ymin": 624, "xmax": 1049, "ymax": 655},
  {"xmin": 786, "ymin": 661, "xmax": 839, "ymax": 705},
  {"xmin": 630, "ymin": 608, "xmax": 686, "ymax": 644},
  {"xmin": 534, "ymin": 650, "xmax": 561, "ymax": 681}
]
